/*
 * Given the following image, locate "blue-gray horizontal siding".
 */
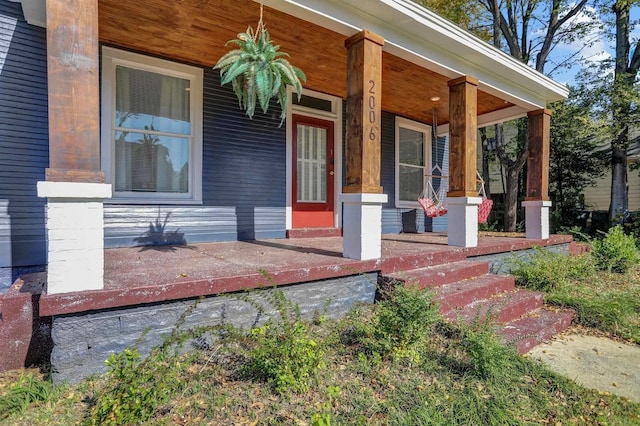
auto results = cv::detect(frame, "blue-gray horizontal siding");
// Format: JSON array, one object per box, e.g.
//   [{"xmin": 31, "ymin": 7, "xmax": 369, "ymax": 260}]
[
  {"xmin": 104, "ymin": 68, "xmax": 287, "ymax": 247},
  {"xmin": 0, "ymin": 1, "xmax": 48, "ymax": 278},
  {"xmin": 379, "ymin": 111, "xmax": 449, "ymax": 234}
]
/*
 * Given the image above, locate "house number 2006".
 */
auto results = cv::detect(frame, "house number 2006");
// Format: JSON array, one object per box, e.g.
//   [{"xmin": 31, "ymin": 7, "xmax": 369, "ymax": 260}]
[{"xmin": 368, "ymin": 80, "xmax": 377, "ymax": 141}]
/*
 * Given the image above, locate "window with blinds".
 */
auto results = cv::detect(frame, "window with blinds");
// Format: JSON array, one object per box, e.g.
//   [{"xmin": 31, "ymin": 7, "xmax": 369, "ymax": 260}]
[{"xmin": 101, "ymin": 47, "xmax": 203, "ymax": 203}]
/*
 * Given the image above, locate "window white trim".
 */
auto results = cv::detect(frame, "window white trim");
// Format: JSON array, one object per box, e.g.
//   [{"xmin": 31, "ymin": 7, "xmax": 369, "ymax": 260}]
[
  {"xmin": 286, "ymin": 87, "xmax": 343, "ymax": 229},
  {"xmin": 395, "ymin": 116, "xmax": 432, "ymax": 208},
  {"xmin": 101, "ymin": 46, "xmax": 203, "ymax": 204}
]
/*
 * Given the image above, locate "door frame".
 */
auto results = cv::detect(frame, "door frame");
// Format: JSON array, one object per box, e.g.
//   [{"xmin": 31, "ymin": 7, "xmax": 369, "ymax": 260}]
[{"xmin": 286, "ymin": 87, "xmax": 343, "ymax": 230}]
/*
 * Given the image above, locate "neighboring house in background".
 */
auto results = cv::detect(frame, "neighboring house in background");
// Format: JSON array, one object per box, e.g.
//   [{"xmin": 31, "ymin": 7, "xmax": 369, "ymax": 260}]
[{"xmin": 583, "ymin": 136, "xmax": 640, "ymax": 214}]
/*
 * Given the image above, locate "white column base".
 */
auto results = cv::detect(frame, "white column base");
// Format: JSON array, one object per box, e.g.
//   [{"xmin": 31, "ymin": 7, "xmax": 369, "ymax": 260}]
[
  {"xmin": 37, "ymin": 182, "xmax": 112, "ymax": 294},
  {"xmin": 447, "ymin": 196, "xmax": 482, "ymax": 247},
  {"xmin": 522, "ymin": 200, "xmax": 552, "ymax": 240},
  {"xmin": 339, "ymin": 193, "xmax": 388, "ymax": 260}
]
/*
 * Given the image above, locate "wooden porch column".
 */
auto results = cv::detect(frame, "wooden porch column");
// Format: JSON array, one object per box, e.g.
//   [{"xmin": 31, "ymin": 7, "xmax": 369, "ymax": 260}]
[
  {"xmin": 37, "ymin": 0, "xmax": 111, "ymax": 294},
  {"xmin": 447, "ymin": 76, "xmax": 478, "ymax": 197},
  {"xmin": 523, "ymin": 109, "xmax": 552, "ymax": 239},
  {"xmin": 45, "ymin": 0, "xmax": 103, "ymax": 183},
  {"xmin": 446, "ymin": 76, "xmax": 481, "ymax": 247},
  {"xmin": 525, "ymin": 109, "xmax": 552, "ymax": 201},
  {"xmin": 340, "ymin": 30, "xmax": 388, "ymax": 261},
  {"xmin": 343, "ymin": 30, "xmax": 384, "ymax": 194}
]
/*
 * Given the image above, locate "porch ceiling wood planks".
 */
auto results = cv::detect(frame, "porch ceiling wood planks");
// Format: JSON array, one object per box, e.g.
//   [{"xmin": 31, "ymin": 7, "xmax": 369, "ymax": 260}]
[{"xmin": 97, "ymin": 0, "xmax": 516, "ymax": 127}]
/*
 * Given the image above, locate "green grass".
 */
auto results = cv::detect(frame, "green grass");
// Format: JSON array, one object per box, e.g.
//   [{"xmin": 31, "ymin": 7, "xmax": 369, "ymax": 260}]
[
  {"xmin": 1, "ymin": 284, "xmax": 639, "ymax": 425},
  {"xmin": 511, "ymin": 248, "xmax": 640, "ymax": 343}
]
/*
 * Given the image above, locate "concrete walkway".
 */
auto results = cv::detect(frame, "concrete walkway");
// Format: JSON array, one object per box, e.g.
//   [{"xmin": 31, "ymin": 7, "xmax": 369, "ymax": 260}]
[{"xmin": 528, "ymin": 334, "xmax": 640, "ymax": 403}]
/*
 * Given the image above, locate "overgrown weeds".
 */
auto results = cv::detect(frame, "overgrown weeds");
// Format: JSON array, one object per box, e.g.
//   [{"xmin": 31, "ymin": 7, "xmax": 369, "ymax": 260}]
[
  {"xmin": 511, "ymin": 243, "xmax": 640, "ymax": 343},
  {"xmin": 241, "ymin": 288, "xmax": 326, "ymax": 393},
  {"xmin": 2, "ymin": 280, "xmax": 639, "ymax": 425},
  {"xmin": 510, "ymin": 246, "xmax": 595, "ymax": 291},
  {"xmin": 0, "ymin": 373, "xmax": 53, "ymax": 420},
  {"xmin": 362, "ymin": 284, "xmax": 440, "ymax": 360},
  {"xmin": 592, "ymin": 225, "xmax": 639, "ymax": 273}
]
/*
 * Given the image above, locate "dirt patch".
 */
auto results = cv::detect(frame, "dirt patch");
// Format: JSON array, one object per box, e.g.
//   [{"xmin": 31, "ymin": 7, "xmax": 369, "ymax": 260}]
[{"xmin": 528, "ymin": 333, "xmax": 640, "ymax": 403}]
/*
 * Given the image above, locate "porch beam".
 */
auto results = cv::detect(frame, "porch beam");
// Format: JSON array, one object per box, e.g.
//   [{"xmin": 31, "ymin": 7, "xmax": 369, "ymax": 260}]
[
  {"xmin": 525, "ymin": 109, "xmax": 551, "ymax": 201},
  {"xmin": 343, "ymin": 30, "xmax": 384, "ymax": 194},
  {"xmin": 46, "ymin": 0, "xmax": 103, "ymax": 183},
  {"xmin": 447, "ymin": 76, "xmax": 478, "ymax": 197}
]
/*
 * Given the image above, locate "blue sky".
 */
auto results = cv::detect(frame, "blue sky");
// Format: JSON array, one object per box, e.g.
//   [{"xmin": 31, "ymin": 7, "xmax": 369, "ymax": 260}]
[{"xmin": 548, "ymin": 5, "xmax": 640, "ymax": 87}]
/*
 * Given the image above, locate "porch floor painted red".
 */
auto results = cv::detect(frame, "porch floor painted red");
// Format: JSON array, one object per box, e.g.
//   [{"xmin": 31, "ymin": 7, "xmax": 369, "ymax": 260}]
[{"xmin": 38, "ymin": 233, "xmax": 571, "ymax": 316}]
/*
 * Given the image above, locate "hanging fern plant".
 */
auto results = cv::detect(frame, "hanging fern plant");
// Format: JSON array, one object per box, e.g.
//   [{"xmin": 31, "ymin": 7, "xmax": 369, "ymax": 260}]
[{"xmin": 214, "ymin": 6, "xmax": 306, "ymax": 124}]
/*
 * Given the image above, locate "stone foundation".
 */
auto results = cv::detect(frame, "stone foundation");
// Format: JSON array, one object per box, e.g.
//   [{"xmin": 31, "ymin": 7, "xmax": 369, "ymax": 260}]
[{"xmin": 50, "ymin": 273, "xmax": 377, "ymax": 384}]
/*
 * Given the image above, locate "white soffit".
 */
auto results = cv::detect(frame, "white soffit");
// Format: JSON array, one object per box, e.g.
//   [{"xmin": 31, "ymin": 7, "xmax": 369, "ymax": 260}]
[
  {"xmin": 9, "ymin": 0, "xmax": 46, "ymax": 28},
  {"xmin": 259, "ymin": 0, "xmax": 569, "ymax": 110}
]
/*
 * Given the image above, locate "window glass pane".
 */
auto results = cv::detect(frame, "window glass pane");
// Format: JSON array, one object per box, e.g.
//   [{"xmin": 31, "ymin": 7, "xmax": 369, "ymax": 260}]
[
  {"xmin": 399, "ymin": 127, "xmax": 424, "ymax": 166},
  {"xmin": 292, "ymin": 95, "xmax": 333, "ymax": 112},
  {"xmin": 399, "ymin": 165, "xmax": 423, "ymax": 202},
  {"xmin": 296, "ymin": 124, "xmax": 326, "ymax": 203},
  {"xmin": 116, "ymin": 66, "xmax": 191, "ymax": 135},
  {"xmin": 115, "ymin": 131, "xmax": 189, "ymax": 193}
]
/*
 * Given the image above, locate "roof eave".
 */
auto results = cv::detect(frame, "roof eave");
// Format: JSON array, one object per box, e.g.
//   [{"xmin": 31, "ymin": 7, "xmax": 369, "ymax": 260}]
[{"xmin": 259, "ymin": 0, "xmax": 569, "ymax": 110}]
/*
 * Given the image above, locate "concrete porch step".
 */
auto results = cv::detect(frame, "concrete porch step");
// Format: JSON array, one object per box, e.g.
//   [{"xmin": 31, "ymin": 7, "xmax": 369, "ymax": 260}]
[
  {"xmin": 497, "ymin": 308, "xmax": 575, "ymax": 354},
  {"xmin": 286, "ymin": 228, "xmax": 342, "ymax": 239},
  {"xmin": 434, "ymin": 274, "xmax": 515, "ymax": 314},
  {"xmin": 383, "ymin": 257, "xmax": 573, "ymax": 353},
  {"xmin": 386, "ymin": 260, "xmax": 489, "ymax": 289},
  {"xmin": 443, "ymin": 288, "xmax": 544, "ymax": 324}
]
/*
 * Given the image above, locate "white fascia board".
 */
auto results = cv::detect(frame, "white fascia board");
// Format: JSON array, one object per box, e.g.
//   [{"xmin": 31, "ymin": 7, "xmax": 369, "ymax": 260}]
[
  {"xmin": 9, "ymin": 0, "xmax": 46, "ymax": 28},
  {"xmin": 437, "ymin": 105, "xmax": 529, "ymax": 135},
  {"xmin": 258, "ymin": 0, "xmax": 568, "ymax": 109}
]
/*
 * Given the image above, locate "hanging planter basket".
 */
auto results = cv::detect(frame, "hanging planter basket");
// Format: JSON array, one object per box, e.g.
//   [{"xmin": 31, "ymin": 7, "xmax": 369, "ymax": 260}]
[{"xmin": 213, "ymin": 5, "xmax": 306, "ymax": 124}]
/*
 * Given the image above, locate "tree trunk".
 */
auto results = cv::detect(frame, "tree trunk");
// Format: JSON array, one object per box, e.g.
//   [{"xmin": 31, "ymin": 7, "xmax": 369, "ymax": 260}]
[
  {"xmin": 504, "ymin": 167, "xmax": 519, "ymax": 232},
  {"xmin": 479, "ymin": 127, "xmax": 492, "ymax": 196},
  {"xmin": 609, "ymin": 0, "xmax": 638, "ymax": 223},
  {"xmin": 610, "ymin": 142, "xmax": 628, "ymax": 221}
]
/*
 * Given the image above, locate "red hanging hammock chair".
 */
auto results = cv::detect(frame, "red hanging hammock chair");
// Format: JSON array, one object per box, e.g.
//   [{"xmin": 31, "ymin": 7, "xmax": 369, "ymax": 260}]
[
  {"xmin": 477, "ymin": 171, "xmax": 493, "ymax": 224},
  {"xmin": 418, "ymin": 176, "xmax": 448, "ymax": 218}
]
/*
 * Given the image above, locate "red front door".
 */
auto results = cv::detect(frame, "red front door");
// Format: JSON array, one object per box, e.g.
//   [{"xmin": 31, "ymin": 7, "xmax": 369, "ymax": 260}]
[{"xmin": 292, "ymin": 115, "xmax": 335, "ymax": 228}]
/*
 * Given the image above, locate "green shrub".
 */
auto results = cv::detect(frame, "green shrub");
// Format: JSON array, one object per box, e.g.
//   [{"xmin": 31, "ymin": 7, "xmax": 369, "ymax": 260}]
[
  {"xmin": 591, "ymin": 225, "xmax": 639, "ymax": 273},
  {"xmin": 247, "ymin": 319, "xmax": 324, "ymax": 393},
  {"xmin": 368, "ymin": 284, "xmax": 440, "ymax": 358},
  {"xmin": 463, "ymin": 328, "xmax": 515, "ymax": 380},
  {"xmin": 243, "ymin": 289, "xmax": 325, "ymax": 393},
  {"xmin": 0, "ymin": 374, "xmax": 53, "ymax": 420},
  {"xmin": 510, "ymin": 247, "xmax": 594, "ymax": 291},
  {"xmin": 88, "ymin": 300, "xmax": 207, "ymax": 425},
  {"xmin": 88, "ymin": 346, "xmax": 187, "ymax": 425}
]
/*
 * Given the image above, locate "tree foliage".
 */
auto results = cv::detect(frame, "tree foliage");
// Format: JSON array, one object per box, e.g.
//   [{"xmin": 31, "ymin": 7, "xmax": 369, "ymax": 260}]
[
  {"xmin": 575, "ymin": 1, "xmax": 640, "ymax": 223},
  {"xmin": 477, "ymin": 0, "xmax": 593, "ymax": 231},
  {"xmin": 548, "ymin": 91, "xmax": 607, "ymax": 229},
  {"xmin": 414, "ymin": 0, "xmax": 491, "ymax": 39},
  {"xmin": 608, "ymin": 0, "xmax": 640, "ymax": 221}
]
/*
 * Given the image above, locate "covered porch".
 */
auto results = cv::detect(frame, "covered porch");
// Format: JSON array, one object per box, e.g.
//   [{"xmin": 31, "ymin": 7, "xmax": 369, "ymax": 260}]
[{"xmin": 21, "ymin": 0, "xmax": 568, "ymax": 295}]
